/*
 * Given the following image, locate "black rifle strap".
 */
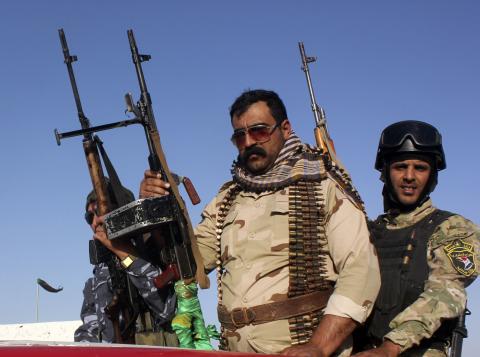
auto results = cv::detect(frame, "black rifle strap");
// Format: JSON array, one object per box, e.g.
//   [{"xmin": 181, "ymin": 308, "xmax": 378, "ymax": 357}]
[{"xmin": 94, "ymin": 135, "xmax": 133, "ymax": 206}]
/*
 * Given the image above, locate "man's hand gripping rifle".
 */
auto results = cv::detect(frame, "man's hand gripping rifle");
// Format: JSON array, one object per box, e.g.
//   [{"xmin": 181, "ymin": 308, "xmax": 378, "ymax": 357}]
[
  {"xmin": 298, "ymin": 42, "xmax": 365, "ymax": 211},
  {"xmin": 103, "ymin": 30, "xmax": 209, "ymax": 291}
]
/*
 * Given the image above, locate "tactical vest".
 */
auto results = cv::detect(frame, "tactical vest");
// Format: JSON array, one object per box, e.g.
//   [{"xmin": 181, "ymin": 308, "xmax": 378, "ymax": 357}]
[{"xmin": 367, "ymin": 209, "xmax": 455, "ymax": 353}]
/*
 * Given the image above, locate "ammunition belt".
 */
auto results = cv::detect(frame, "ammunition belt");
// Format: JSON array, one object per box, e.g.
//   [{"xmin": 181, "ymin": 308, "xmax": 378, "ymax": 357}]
[
  {"xmin": 215, "ymin": 180, "xmax": 331, "ymax": 348},
  {"xmin": 288, "ymin": 180, "xmax": 330, "ymax": 345},
  {"xmin": 310, "ymin": 145, "xmax": 365, "ymax": 215},
  {"xmin": 214, "ymin": 183, "xmax": 241, "ymax": 351},
  {"xmin": 328, "ymin": 161, "xmax": 365, "ymax": 213}
]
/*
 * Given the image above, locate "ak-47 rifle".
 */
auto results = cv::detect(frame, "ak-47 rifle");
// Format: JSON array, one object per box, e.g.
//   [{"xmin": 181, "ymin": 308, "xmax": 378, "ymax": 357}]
[
  {"xmin": 55, "ymin": 29, "xmax": 138, "ymax": 343},
  {"xmin": 103, "ymin": 30, "xmax": 209, "ymax": 290},
  {"xmin": 298, "ymin": 41, "xmax": 365, "ymax": 211}
]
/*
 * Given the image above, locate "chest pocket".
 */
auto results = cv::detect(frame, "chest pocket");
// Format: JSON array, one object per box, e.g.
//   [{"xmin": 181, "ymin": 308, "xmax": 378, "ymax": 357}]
[{"xmin": 269, "ymin": 195, "xmax": 289, "ymax": 248}]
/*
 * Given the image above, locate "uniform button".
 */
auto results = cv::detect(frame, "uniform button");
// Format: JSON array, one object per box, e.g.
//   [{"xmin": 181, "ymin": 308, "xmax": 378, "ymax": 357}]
[
  {"xmin": 248, "ymin": 232, "xmax": 255, "ymax": 239},
  {"xmin": 242, "ymin": 297, "xmax": 248, "ymax": 303},
  {"xmin": 245, "ymin": 263, "xmax": 252, "ymax": 269},
  {"xmin": 254, "ymin": 202, "xmax": 260, "ymax": 208}
]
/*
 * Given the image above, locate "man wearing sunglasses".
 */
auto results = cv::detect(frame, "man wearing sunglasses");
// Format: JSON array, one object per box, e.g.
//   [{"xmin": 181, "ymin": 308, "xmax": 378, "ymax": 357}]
[
  {"xmin": 140, "ymin": 89, "xmax": 380, "ymax": 356},
  {"xmin": 74, "ymin": 183, "xmax": 178, "ymax": 346},
  {"xmin": 354, "ymin": 121, "xmax": 479, "ymax": 357}
]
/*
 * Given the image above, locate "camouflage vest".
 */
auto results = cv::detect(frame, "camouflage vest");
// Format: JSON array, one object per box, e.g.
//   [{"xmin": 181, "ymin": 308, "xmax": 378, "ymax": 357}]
[{"xmin": 367, "ymin": 209, "xmax": 456, "ymax": 352}]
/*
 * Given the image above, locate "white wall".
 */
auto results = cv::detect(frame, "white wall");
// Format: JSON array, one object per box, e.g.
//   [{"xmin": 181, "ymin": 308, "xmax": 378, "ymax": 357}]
[{"xmin": 0, "ymin": 321, "xmax": 81, "ymax": 342}]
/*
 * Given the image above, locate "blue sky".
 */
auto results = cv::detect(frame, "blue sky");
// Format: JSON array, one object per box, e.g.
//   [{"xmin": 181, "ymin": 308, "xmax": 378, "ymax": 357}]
[{"xmin": 0, "ymin": 0, "xmax": 478, "ymax": 354}]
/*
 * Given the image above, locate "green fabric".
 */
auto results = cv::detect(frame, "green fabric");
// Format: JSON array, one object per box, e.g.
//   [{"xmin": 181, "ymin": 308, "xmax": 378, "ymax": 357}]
[
  {"xmin": 135, "ymin": 330, "xmax": 179, "ymax": 346},
  {"xmin": 171, "ymin": 280, "xmax": 219, "ymax": 350}
]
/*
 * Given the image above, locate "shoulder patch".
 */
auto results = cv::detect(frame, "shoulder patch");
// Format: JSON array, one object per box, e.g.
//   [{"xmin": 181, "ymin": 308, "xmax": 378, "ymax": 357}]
[{"xmin": 444, "ymin": 239, "xmax": 477, "ymax": 276}]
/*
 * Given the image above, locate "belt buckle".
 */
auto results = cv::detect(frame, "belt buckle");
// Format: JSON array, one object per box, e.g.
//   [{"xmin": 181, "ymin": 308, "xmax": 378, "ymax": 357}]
[{"xmin": 230, "ymin": 307, "xmax": 255, "ymax": 328}]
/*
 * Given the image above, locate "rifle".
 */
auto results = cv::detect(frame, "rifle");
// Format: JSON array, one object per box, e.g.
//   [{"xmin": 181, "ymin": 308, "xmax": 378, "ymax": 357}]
[
  {"xmin": 298, "ymin": 41, "xmax": 365, "ymax": 211},
  {"xmin": 55, "ymin": 29, "xmax": 137, "ymax": 343},
  {"xmin": 450, "ymin": 307, "xmax": 470, "ymax": 357},
  {"xmin": 122, "ymin": 29, "xmax": 209, "ymax": 290},
  {"xmin": 100, "ymin": 30, "xmax": 208, "ymax": 290}
]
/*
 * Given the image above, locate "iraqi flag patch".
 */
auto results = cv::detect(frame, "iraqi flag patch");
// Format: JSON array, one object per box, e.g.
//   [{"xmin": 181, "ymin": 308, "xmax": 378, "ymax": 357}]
[{"xmin": 444, "ymin": 239, "xmax": 477, "ymax": 277}]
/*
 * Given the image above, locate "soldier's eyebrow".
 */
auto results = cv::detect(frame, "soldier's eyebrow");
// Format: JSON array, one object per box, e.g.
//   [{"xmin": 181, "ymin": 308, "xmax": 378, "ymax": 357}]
[
  {"xmin": 391, "ymin": 162, "xmax": 408, "ymax": 168},
  {"xmin": 414, "ymin": 163, "xmax": 430, "ymax": 170}
]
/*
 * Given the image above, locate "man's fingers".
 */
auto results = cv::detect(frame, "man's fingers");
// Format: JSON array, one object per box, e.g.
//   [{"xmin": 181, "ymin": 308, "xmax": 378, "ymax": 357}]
[
  {"xmin": 144, "ymin": 169, "xmax": 163, "ymax": 179},
  {"xmin": 142, "ymin": 183, "xmax": 170, "ymax": 196},
  {"xmin": 140, "ymin": 176, "xmax": 171, "ymax": 198},
  {"xmin": 93, "ymin": 231, "xmax": 107, "ymax": 242},
  {"xmin": 143, "ymin": 177, "xmax": 170, "ymax": 189}
]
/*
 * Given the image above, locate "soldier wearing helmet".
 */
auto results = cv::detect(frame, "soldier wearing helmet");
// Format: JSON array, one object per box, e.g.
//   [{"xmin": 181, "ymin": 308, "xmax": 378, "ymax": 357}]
[{"xmin": 354, "ymin": 120, "xmax": 479, "ymax": 357}]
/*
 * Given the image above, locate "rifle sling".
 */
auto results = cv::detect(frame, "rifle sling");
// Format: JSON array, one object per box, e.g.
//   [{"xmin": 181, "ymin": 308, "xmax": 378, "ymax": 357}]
[{"xmin": 96, "ymin": 137, "xmax": 133, "ymax": 206}]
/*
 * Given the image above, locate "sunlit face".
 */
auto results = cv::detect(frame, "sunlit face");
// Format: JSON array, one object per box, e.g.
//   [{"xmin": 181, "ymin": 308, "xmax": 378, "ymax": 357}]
[
  {"xmin": 389, "ymin": 159, "xmax": 431, "ymax": 206},
  {"xmin": 231, "ymin": 101, "xmax": 291, "ymax": 175}
]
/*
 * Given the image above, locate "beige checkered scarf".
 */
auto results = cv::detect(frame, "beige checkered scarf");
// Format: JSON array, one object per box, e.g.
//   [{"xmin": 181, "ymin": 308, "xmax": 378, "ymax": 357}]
[{"xmin": 231, "ymin": 133, "xmax": 326, "ymax": 192}]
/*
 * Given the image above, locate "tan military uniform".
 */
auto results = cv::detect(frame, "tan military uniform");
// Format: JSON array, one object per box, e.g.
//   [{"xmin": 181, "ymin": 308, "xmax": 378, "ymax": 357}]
[
  {"xmin": 377, "ymin": 199, "xmax": 479, "ymax": 356},
  {"xmin": 195, "ymin": 175, "xmax": 380, "ymax": 354}
]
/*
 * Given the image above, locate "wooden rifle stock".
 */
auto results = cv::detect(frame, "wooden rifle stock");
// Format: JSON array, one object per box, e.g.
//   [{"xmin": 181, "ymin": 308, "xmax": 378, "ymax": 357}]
[
  {"xmin": 313, "ymin": 127, "xmax": 336, "ymax": 158},
  {"xmin": 83, "ymin": 140, "xmax": 111, "ymax": 216},
  {"xmin": 153, "ymin": 264, "xmax": 181, "ymax": 289}
]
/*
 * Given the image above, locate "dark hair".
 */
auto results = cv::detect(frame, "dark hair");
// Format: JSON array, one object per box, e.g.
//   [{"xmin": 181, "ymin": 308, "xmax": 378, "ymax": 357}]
[{"xmin": 229, "ymin": 89, "xmax": 288, "ymax": 124}]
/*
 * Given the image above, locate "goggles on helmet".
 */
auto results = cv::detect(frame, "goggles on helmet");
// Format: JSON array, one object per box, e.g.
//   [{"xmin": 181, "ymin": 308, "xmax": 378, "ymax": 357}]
[
  {"xmin": 379, "ymin": 120, "xmax": 442, "ymax": 148},
  {"xmin": 375, "ymin": 120, "xmax": 446, "ymax": 171}
]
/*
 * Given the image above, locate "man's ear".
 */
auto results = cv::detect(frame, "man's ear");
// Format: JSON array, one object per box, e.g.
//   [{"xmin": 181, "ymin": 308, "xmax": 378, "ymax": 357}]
[{"xmin": 281, "ymin": 119, "xmax": 292, "ymax": 139}]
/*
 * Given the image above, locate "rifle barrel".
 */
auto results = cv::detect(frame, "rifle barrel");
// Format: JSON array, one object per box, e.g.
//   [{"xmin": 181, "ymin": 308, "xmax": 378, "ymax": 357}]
[
  {"xmin": 298, "ymin": 41, "xmax": 324, "ymax": 128},
  {"xmin": 58, "ymin": 28, "xmax": 90, "ymax": 132},
  {"xmin": 127, "ymin": 29, "xmax": 160, "ymax": 171}
]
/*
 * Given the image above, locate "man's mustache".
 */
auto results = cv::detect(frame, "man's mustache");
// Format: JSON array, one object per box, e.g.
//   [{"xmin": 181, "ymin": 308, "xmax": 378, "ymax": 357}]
[{"xmin": 239, "ymin": 146, "xmax": 267, "ymax": 163}]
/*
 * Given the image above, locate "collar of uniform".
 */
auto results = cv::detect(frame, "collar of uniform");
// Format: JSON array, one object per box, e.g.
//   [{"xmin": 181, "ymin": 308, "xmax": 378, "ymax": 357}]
[
  {"xmin": 238, "ymin": 188, "xmax": 275, "ymax": 199},
  {"xmin": 384, "ymin": 199, "xmax": 436, "ymax": 229}
]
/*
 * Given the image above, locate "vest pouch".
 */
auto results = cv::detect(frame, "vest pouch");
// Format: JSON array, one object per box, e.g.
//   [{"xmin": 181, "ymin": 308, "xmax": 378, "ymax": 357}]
[
  {"xmin": 367, "ymin": 269, "xmax": 404, "ymax": 341},
  {"xmin": 367, "ymin": 209, "xmax": 455, "ymax": 345},
  {"xmin": 375, "ymin": 268, "xmax": 402, "ymax": 313}
]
